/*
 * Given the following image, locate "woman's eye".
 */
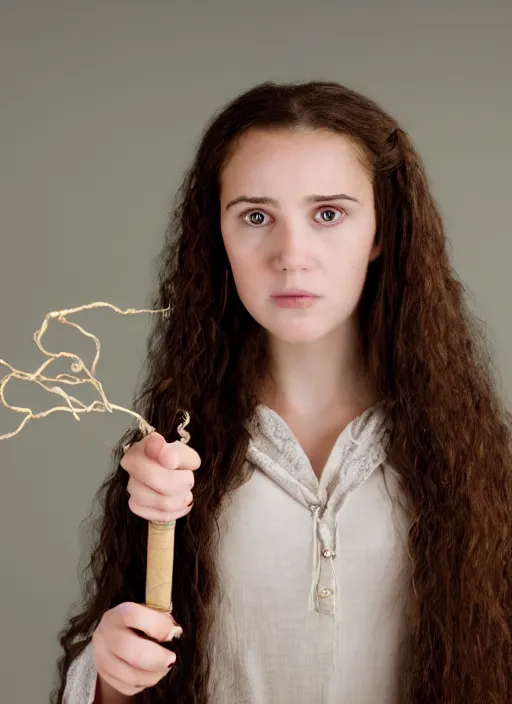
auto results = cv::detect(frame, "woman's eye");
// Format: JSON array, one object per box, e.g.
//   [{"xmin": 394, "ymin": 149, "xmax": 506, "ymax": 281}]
[
  {"xmin": 314, "ymin": 207, "xmax": 344, "ymax": 224},
  {"xmin": 242, "ymin": 210, "xmax": 268, "ymax": 226},
  {"xmin": 240, "ymin": 207, "xmax": 344, "ymax": 227}
]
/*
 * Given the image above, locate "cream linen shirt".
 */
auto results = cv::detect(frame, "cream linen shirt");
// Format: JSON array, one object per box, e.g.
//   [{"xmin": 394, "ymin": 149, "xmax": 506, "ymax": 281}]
[{"xmin": 63, "ymin": 402, "xmax": 412, "ymax": 703}]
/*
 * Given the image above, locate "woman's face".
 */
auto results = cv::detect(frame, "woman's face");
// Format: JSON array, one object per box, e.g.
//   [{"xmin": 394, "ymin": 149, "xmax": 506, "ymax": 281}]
[{"xmin": 219, "ymin": 128, "xmax": 381, "ymax": 345}]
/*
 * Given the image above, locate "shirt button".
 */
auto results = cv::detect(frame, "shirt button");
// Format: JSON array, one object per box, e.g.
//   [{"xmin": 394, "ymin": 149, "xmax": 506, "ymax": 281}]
[
  {"xmin": 318, "ymin": 588, "xmax": 332, "ymax": 598},
  {"xmin": 322, "ymin": 549, "xmax": 334, "ymax": 559}
]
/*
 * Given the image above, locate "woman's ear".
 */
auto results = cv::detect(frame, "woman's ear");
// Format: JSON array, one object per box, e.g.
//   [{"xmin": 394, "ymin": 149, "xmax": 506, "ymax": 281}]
[{"xmin": 369, "ymin": 237, "xmax": 383, "ymax": 263}]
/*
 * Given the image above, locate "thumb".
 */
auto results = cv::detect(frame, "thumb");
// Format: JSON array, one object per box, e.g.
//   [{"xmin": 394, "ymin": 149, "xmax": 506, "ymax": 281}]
[
  {"xmin": 143, "ymin": 431, "xmax": 167, "ymax": 462},
  {"xmin": 142, "ymin": 610, "xmax": 183, "ymax": 642},
  {"xmin": 139, "ymin": 608, "xmax": 183, "ymax": 642},
  {"xmin": 161, "ymin": 613, "xmax": 183, "ymax": 642},
  {"xmin": 119, "ymin": 603, "xmax": 183, "ymax": 642}
]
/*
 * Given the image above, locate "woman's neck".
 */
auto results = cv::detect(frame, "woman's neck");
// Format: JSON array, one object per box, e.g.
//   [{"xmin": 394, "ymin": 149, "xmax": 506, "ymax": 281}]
[{"xmin": 259, "ymin": 325, "xmax": 379, "ymax": 421}]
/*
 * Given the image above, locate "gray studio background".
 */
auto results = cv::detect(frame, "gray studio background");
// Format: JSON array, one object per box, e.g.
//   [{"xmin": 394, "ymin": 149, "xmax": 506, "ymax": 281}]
[{"xmin": 1, "ymin": 1, "xmax": 511, "ymax": 701}]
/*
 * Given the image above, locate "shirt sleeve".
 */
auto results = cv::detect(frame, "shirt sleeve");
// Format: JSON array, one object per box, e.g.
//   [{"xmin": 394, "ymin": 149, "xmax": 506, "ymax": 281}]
[{"xmin": 62, "ymin": 640, "xmax": 98, "ymax": 704}]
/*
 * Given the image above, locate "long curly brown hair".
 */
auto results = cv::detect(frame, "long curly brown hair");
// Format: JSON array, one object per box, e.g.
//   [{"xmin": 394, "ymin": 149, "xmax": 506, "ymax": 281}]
[{"xmin": 51, "ymin": 81, "xmax": 511, "ymax": 703}]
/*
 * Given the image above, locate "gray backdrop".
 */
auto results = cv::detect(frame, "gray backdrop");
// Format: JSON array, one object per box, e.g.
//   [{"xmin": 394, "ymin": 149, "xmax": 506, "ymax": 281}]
[{"xmin": 1, "ymin": 1, "xmax": 510, "ymax": 701}]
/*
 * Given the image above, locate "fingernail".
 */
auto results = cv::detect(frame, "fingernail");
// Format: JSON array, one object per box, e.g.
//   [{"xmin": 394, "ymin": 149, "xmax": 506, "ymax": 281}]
[
  {"xmin": 167, "ymin": 654, "xmax": 176, "ymax": 668},
  {"xmin": 166, "ymin": 624, "xmax": 183, "ymax": 641}
]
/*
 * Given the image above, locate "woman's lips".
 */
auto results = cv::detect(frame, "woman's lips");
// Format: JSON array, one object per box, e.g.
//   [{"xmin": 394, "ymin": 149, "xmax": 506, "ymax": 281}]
[{"xmin": 271, "ymin": 291, "xmax": 319, "ymax": 309}]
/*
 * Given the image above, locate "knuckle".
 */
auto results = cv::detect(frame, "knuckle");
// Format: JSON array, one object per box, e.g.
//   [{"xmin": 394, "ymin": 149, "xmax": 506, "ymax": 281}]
[
  {"xmin": 117, "ymin": 601, "xmax": 137, "ymax": 623},
  {"xmin": 120, "ymin": 454, "xmax": 136, "ymax": 476},
  {"xmin": 101, "ymin": 607, "xmax": 117, "ymax": 626},
  {"xmin": 182, "ymin": 469, "xmax": 195, "ymax": 488},
  {"xmin": 127, "ymin": 479, "xmax": 145, "ymax": 502},
  {"xmin": 127, "ymin": 497, "xmax": 143, "ymax": 517},
  {"xmin": 167, "ymin": 493, "xmax": 191, "ymax": 510}
]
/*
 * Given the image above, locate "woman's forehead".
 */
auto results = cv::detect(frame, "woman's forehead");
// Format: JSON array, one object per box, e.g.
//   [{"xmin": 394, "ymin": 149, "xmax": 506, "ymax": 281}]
[{"xmin": 220, "ymin": 128, "xmax": 371, "ymax": 201}]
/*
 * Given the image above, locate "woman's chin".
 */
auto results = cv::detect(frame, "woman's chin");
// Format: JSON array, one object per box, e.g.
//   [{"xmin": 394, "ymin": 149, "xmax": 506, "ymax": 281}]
[{"xmin": 266, "ymin": 324, "xmax": 327, "ymax": 345}]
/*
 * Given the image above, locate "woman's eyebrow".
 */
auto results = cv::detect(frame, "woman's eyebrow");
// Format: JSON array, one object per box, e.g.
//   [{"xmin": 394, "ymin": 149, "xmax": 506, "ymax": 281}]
[{"xmin": 225, "ymin": 193, "xmax": 361, "ymax": 210}]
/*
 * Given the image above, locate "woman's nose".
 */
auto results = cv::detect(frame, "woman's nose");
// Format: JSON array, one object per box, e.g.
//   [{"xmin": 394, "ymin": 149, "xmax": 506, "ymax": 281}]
[{"xmin": 270, "ymin": 224, "xmax": 311, "ymax": 272}]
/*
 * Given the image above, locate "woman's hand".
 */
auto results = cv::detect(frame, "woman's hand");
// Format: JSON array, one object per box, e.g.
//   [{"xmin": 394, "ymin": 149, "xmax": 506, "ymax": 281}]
[
  {"xmin": 121, "ymin": 431, "xmax": 201, "ymax": 523},
  {"xmin": 92, "ymin": 602, "xmax": 182, "ymax": 697}
]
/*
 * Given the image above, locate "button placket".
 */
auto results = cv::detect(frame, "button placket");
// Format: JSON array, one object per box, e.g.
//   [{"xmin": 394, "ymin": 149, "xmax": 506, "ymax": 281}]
[
  {"xmin": 309, "ymin": 504, "xmax": 336, "ymax": 615},
  {"xmin": 316, "ymin": 550, "xmax": 336, "ymax": 614}
]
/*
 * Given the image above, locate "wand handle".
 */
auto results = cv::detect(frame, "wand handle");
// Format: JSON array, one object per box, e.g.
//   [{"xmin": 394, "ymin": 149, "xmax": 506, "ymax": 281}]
[
  {"xmin": 145, "ymin": 520, "xmax": 177, "ymax": 611},
  {"xmin": 145, "ymin": 411, "xmax": 191, "ymax": 614}
]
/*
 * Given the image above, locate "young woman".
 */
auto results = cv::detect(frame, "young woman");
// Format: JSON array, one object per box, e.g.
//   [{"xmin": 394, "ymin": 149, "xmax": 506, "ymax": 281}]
[{"xmin": 53, "ymin": 81, "xmax": 511, "ymax": 703}]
